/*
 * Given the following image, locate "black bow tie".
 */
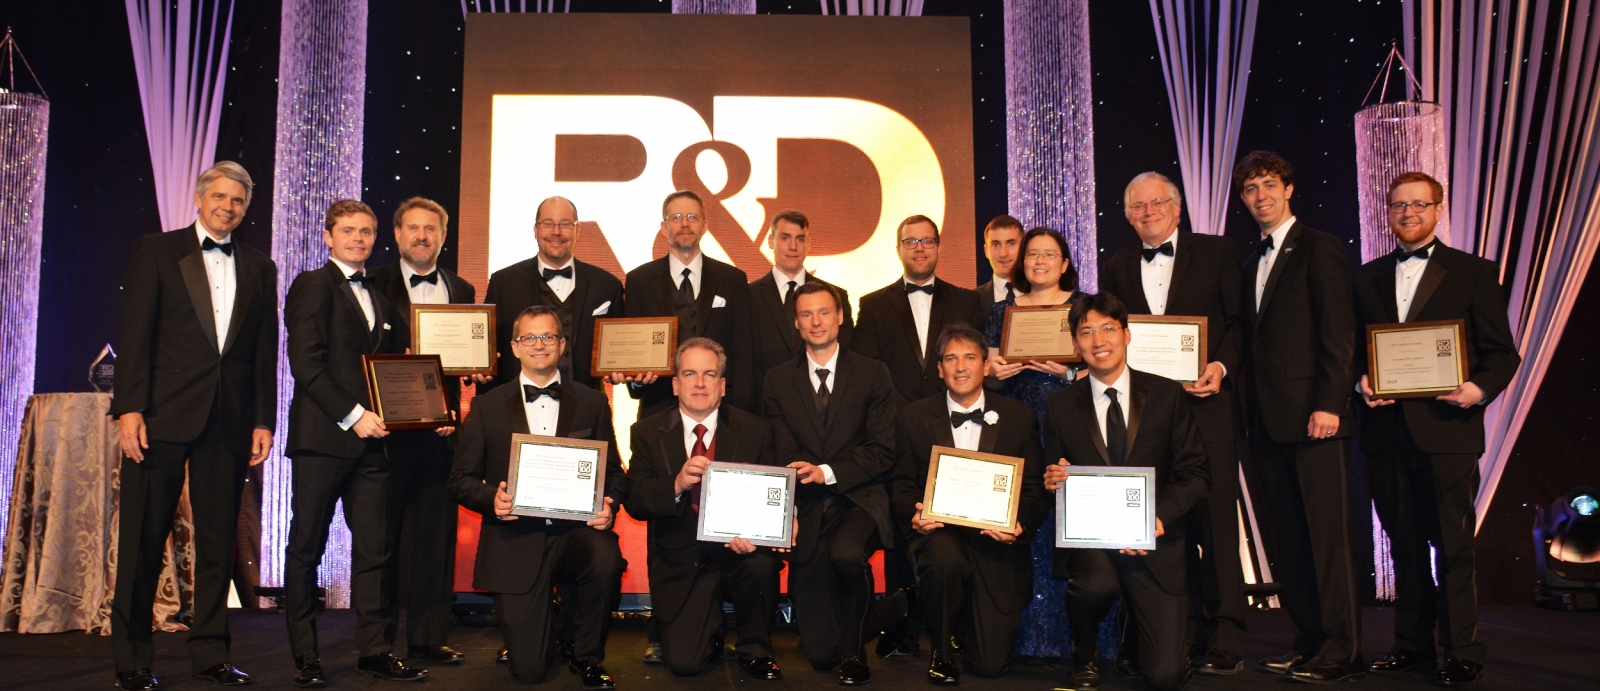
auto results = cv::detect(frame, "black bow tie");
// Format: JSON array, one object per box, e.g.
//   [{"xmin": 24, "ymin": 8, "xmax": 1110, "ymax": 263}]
[
  {"xmin": 524, "ymin": 383, "xmax": 560, "ymax": 402},
  {"xmin": 905, "ymin": 282, "xmax": 934, "ymax": 295},
  {"xmin": 1141, "ymin": 241, "xmax": 1174, "ymax": 262},
  {"xmin": 1397, "ymin": 241, "xmax": 1436, "ymax": 262},
  {"xmin": 1257, "ymin": 236, "xmax": 1275, "ymax": 257},
  {"xmin": 201, "ymin": 237, "xmax": 234, "ymax": 256},
  {"xmin": 347, "ymin": 271, "xmax": 371, "ymax": 286},
  {"xmin": 542, "ymin": 266, "xmax": 572, "ymax": 281},
  {"xmin": 950, "ymin": 409, "xmax": 986, "ymax": 428},
  {"xmin": 409, "ymin": 271, "xmax": 438, "ymax": 287}
]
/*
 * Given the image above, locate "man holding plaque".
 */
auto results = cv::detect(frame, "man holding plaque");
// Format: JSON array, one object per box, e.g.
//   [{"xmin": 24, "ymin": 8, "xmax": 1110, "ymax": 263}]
[
  {"xmin": 1041, "ymin": 292, "xmax": 1209, "ymax": 691},
  {"xmin": 1353, "ymin": 173, "xmax": 1520, "ymax": 686},
  {"xmin": 764, "ymin": 282, "xmax": 900, "ymax": 684},
  {"xmin": 1100, "ymin": 172, "xmax": 1249, "ymax": 674},
  {"xmin": 366, "ymin": 196, "xmax": 474, "ymax": 665},
  {"xmin": 624, "ymin": 338, "xmax": 795, "ymax": 680},
  {"xmin": 282, "ymin": 200, "xmax": 424, "ymax": 686},
  {"xmin": 450, "ymin": 306, "xmax": 627, "ymax": 688},
  {"xmin": 748, "ymin": 209, "xmax": 854, "ymax": 401},
  {"xmin": 889, "ymin": 324, "xmax": 1047, "ymax": 684}
]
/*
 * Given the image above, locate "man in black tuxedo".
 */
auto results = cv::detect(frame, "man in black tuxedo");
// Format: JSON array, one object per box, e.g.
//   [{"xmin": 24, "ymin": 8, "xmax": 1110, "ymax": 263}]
[
  {"xmin": 975, "ymin": 214, "xmax": 1024, "ymax": 318},
  {"xmin": 483, "ymin": 196, "xmax": 623, "ymax": 392},
  {"xmin": 282, "ymin": 200, "xmax": 425, "ymax": 686},
  {"xmin": 366, "ymin": 197, "xmax": 475, "ymax": 666},
  {"xmin": 1354, "ymin": 173, "xmax": 1520, "ymax": 686},
  {"xmin": 615, "ymin": 190, "xmax": 752, "ymax": 418},
  {"xmin": 748, "ymin": 209, "xmax": 854, "ymax": 399},
  {"xmin": 889, "ymin": 324, "xmax": 1047, "ymax": 684},
  {"xmin": 854, "ymin": 215, "xmax": 987, "ymax": 405},
  {"xmin": 110, "ymin": 162, "xmax": 277, "ymax": 691},
  {"xmin": 624, "ymin": 337, "xmax": 794, "ymax": 680},
  {"xmin": 450, "ymin": 306, "xmax": 626, "ymax": 688},
  {"xmin": 1100, "ymin": 172, "xmax": 1248, "ymax": 674},
  {"xmin": 1042, "ymin": 292, "xmax": 1210, "ymax": 691},
  {"xmin": 763, "ymin": 282, "xmax": 900, "ymax": 684},
  {"xmin": 1235, "ymin": 151, "xmax": 1363, "ymax": 683}
]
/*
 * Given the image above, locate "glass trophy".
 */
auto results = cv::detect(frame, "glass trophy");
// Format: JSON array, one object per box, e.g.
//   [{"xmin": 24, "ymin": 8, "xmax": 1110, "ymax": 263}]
[{"xmin": 89, "ymin": 343, "xmax": 116, "ymax": 394}]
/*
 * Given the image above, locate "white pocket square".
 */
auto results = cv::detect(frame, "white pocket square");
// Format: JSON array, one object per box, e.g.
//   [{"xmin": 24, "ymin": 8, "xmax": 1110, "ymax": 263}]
[
  {"xmin": 712, "ymin": 295, "xmax": 727, "ymax": 308},
  {"xmin": 383, "ymin": 324, "xmax": 391, "ymax": 330},
  {"xmin": 592, "ymin": 301, "xmax": 611, "ymax": 316}
]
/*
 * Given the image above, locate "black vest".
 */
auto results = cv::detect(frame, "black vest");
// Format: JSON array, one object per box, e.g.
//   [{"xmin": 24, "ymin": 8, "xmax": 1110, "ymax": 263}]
[{"xmin": 673, "ymin": 275, "xmax": 701, "ymax": 338}]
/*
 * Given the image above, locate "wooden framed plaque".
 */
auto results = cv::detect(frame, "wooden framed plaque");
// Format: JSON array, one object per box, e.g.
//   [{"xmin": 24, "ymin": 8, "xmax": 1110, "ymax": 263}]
[
  {"xmin": 696, "ymin": 462, "xmax": 798, "ymax": 549},
  {"xmin": 1366, "ymin": 318, "xmax": 1469, "ymax": 399},
  {"xmin": 361, "ymin": 354, "xmax": 452, "ymax": 430},
  {"xmin": 920, "ymin": 445, "xmax": 1025, "ymax": 532},
  {"xmin": 411, "ymin": 303, "xmax": 496, "ymax": 376},
  {"xmin": 1126, "ymin": 315, "xmax": 1209, "ymax": 383},
  {"xmin": 505, "ymin": 433, "xmax": 608, "ymax": 521},
  {"xmin": 589, "ymin": 317, "xmax": 678, "ymax": 378},
  {"xmin": 1055, "ymin": 466, "xmax": 1157, "ymax": 550},
  {"xmin": 999, "ymin": 304, "xmax": 1080, "ymax": 363}
]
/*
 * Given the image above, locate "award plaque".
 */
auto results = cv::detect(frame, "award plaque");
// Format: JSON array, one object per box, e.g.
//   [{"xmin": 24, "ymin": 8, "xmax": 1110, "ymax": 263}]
[
  {"xmin": 1055, "ymin": 467, "xmax": 1157, "ymax": 550},
  {"xmin": 411, "ymin": 304, "xmax": 496, "ymax": 376},
  {"xmin": 920, "ymin": 445, "xmax": 1025, "ymax": 531},
  {"xmin": 1367, "ymin": 318, "xmax": 1469, "ymax": 399},
  {"xmin": 590, "ymin": 317, "xmax": 678, "ymax": 378},
  {"xmin": 696, "ymin": 462, "xmax": 797, "ymax": 549},
  {"xmin": 505, "ymin": 434, "xmax": 608, "ymax": 521},
  {"xmin": 1125, "ymin": 315, "xmax": 1209, "ymax": 383},
  {"xmin": 999, "ymin": 304, "xmax": 1080, "ymax": 363},
  {"xmin": 360, "ymin": 354, "xmax": 452, "ymax": 430}
]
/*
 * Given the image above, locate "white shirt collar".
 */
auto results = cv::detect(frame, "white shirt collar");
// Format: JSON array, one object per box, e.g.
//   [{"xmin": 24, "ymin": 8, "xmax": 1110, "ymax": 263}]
[
  {"xmin": 1263, "ymin": 215, "xmax": 1297, "ymax": 247},
  {"xmin": 772, "ymin": 266, "xmax": 807, "ymax": 286},
  {"xmin": 680, "ymin": 407, "xmax": 720, "ymax": 438},
  {"xmin": 946, "ymin": 391, "xmax": 985, "ymax": 414},
  {"xmin": 1142, "ymin": 228, "xmax": 1179, "ymax": 250},
  {"xmin": 330, "ymin": 257, "xmax": 364, "ymax": 278},
  {"xmin": 807, "ymin": 344, "xmax": 840, "ymax": 373},
  {"xmin": 1088, "ymin": 365, "xmax": 1131, "ymax": 403},
  {"xmin": 537, "ymin": 255, "xmax": 575, "ymax": 273},
  {"xmin": 399, "ymin": 260, "xmax": 438, "ymax": 280},
  {"xmin": 668, "ymin": 251, "xmax": 703, "ymax": 281},
  {"xmin": 195, "ymin": 220, "xmax": 231, "ymax": 246},
  {"xmin": 519, "ymin": 369, "xmax": 561, "ymax": 390},
  {"xmin": 904, "ymin": 274, "xmax": 936, "ymax": 288}
]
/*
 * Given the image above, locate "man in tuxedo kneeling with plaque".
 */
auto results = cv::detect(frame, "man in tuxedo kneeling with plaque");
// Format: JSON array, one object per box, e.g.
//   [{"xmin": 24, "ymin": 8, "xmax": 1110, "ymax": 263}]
[
  {"xmin": 1042, "ymin": 293, "xmax": 1209, "ymax": 691},
  {"xmin": 889, "ymin": 324, "xmax": 1048, "ymax": 684},
  {"xmin": 624, "ymin": 338, "xmax": 796, "ymax": 680}
]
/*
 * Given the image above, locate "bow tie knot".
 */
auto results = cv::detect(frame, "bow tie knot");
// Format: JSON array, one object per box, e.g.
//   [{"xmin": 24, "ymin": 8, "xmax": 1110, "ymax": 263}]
[
  {"xmin": 201, "ymin": 237, "xmax": 234, "ymax": 256},
  {"xmin": 1397, "ymin": 241, "xmax": 1436, "ymax": 262},
  {"xmin": 409, "ymin": 271, "xmax": 438, "ymax": 287},
  {"xmin": 1257, "ymin": 236, "xmax": 1275, "ymax": 257},
  {"xmin": 346, "ymin": 271, "xmax": 371, "ymax": 286},
  {"xmin": 542, "ymin": 266, "xmax": 573, "ymax": 281},
  {"xmin": 524, "ymin": 383, "xmax": 560, "ymax": 402},
  {"xmin": 1141, "ymin": 241, "xmax": 1174, "ymax": 262},
  {"xmin": 950, "ymin": 409, "xmax": 986, "ymax": 428},
  {"xmin": 905, "ymin": 282, "xmax": 934, "ymax": 295}
]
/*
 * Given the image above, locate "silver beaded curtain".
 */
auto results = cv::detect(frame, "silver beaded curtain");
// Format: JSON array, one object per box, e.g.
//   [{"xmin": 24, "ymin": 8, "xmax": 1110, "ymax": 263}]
[
  {"xmin": 260, "ymin": 0, "xmax": 368, "ymax": 609},
  {"xmin": 0, "ymin": 91, "xmax": 49, "ymax": 542},
  {"xmin": 1003, "ymin": 0, "xmax": 1098, "ymax": 292},
  {"xmin": 672, "ymin": 0, "xmax": 755, "ymax": 13}
]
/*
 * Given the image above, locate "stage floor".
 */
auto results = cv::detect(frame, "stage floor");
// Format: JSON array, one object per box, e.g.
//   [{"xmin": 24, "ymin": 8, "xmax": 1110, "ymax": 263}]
[{"xmin": 4, "ymin": 606, "xmax": 1595, "ymax": 690}]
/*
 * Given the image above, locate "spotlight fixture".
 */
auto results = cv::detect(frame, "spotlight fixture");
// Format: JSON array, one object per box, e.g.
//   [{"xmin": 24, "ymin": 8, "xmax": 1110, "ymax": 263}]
[{"xmin": 1534, "ymin": 486, "xmax": 1600, "ymax": 610}]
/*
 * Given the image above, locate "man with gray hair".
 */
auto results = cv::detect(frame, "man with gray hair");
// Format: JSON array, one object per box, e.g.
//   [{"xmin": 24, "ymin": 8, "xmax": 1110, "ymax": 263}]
[{"xmin": 110, "ymin": 161, "xmax": 279, "ymax": 690}]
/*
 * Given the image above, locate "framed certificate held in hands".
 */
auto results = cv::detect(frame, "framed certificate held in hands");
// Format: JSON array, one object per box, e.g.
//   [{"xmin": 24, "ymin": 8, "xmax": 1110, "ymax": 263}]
[
  {"xmin": 920, "ymin": 445, "xmax": 1024, "ymax": 531},
  {"xmin": 590, "ymin": 317, "xmax": 678, "ymax": 378},
  {"xmin": 999, "ymin": 304, "xmax": 1079, "ymax": 363},
  {"xmin": 1125, "ymin": 315, "xmax": 1209, "ymax": 383},
  {"xmin": 505, "ymin": 434, "xmax": 608, "ymax": 521},
  {"xmin": 411, "ymin": 304, "xmax": 496, "ymax": 376},
  {"xmin": 1055, "ymin": 467, "xmax": 1157, "ymax": 551},
  {"xmin": 1367, "ymin": 319, "xmax": 1469, "ymax": 399},
  {"xmin": 361, "ymin": 354, "xmax": 453, "ymax": 430},
  {"xmin": 696, "ymin": 462, "xmax": 797, "ymax": 549}
]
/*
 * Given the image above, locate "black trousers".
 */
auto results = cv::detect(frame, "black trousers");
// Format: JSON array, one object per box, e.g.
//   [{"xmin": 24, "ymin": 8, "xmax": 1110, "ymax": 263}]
[
  {"xmin": 1368, "ymin": 425, "xmax": 1485, "ymax": 664},
  {"xmin": 909, "ymin": 530, "xmax": 1022, "ymax": 677},
  {"xmin": 284, "ymin": 447, "xmax": 393, "ymax": 659},
  {"xmin": 658, "ymin": 546, "xmax": 783, "ymax": 676},
  {"xmin": 1067, "ymin": 550, "xmax": 1189, "ymax": 691},
  {"xmin": 1251, "ymin": 427, "xmax": 1362, "ymax": 663},
  {"xmin": 789, "ymin": 504, "xmax": 882, "ymax": 670},
  {"xmin": 497, "ymin": 527, "xmax": 624, "ymax": 684},
  {"xmin": 110, "ymin": 420, "xmax": 248, "ymax": 674},
  {"xmin": 385, "ymin": 430, "xmax": 457, "ymax": 647},
  {"xmin": 1185, "ymin": 438, "xmax": 1248, "ymax": 654}
]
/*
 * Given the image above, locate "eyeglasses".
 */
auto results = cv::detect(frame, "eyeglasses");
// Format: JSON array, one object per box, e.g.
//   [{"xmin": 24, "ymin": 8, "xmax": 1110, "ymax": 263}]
[
  {"xmin": 1387, "ymin": 201, "xmax": 1440, "ymax": 214},
  {"xmin": 536, "ymin": 220, "xmax": 576, "ymax": 231},
  {"xmin": 663, "ymin": 213, "xmax": 703, "ymax": 224},
  {"xmin": 1075, "ymin": 324, "xmax": 1122, "ymax": 339},
  {"xmin": 1127, "ymin": 198, "xmax": 1170, "ymax": 214},
  {"xmin": 512, "ymin": 333, "xmax": 562, "ymax": 346},
  {"xmin": 1025, "ymin": 251, "xmax": 1062, "ymax": 260},
  {"xmin": 899, "ymin": 237, "xmax": 940, "ymax": 249}
]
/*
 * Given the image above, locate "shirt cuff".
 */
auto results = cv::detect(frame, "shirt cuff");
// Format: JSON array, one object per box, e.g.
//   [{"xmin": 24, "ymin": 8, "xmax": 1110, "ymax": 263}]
[
  {"xmin": 820, "ymin": 464, "xmax": 838, "ymax": 486},
  {"xmin": 1216, "ymin": 363, "xmax": 1227, "ymax": 378},
  {"xmin": 338, "ymin": 404, "xmax": 364, "ymax": 431}
]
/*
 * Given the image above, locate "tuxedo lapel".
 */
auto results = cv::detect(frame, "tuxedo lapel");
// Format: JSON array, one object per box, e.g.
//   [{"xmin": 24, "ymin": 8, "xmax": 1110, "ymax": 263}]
[
  {"xmin": 656, "ymin": 412, "xmax": 688, "ymax": 476},
  {"xmin": 820, "ymin": 351, "xmax": 847, "ymax": 433},
  {"xmin": 926, "ymin": 281, "xmax": 952, "ymax": 363},
  {"xmin": 1406, "ymin": 256, "xmax": 1449, "ymax": 323},
  {"xmin": 933, "ymin": 408, "xmax": 956, "ymax": 448},
  {"xmin": 888, "ymin": 287, "xmax": 922, "ymax": 367},
  {"xmin": 569, "ymin": 261, "xmax": 591, "ymax": 315},
  {"xmin": 1076, "ymin": 384, "xmax": 1110, "ymax": 464},
  {"xmin": 220, "ymin": 250, "xmax": 256, "ymax": 355},
  {"xmin": 1376, "ymin": 256, "xmax": 1401, "ymax": 323},
  {"xmin": 1255, "ymin": 224, "xmax": 1302, "ymax": 325},
  {"xmin": 693, "ymin": 265, "xmax": 719, "ymax": 334},
  {"xmin": 177, "ymin": 235, "xmax": 221, "ymax": 355},
  {"xmin": 554, "ymin": 381, "xmax": 579, "ymax": 436},
  {"xmin": 503, "ymin": 390, "xmax": 532, "ymax": 435},
  {"xmin": 978, "ymin": 409, "xmax": 999, "ymax": 453},
  {"xmin": 1167, "ymin": 237, "xmax": 1193, "ymax": 309},
  {"xmin": 755, "ymin": 276, "xmax": 798, "ymax": 351},
  {"xmin": 1120, "ymin": 254, "xmax": 1153, "ymax": 314},
  {"xmin": 1126, "ymin": 377, "xmax": 1146, "ymax": 455},
  {"xmin": 716, "ymin": 407, "xmax": 746, "ymax": 463}
]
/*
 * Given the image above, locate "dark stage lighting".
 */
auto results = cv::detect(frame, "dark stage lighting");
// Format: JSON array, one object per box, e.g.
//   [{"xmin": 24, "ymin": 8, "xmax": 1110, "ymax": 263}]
[{"xmin": 1534, "ymin": 486, "xmax": 1600, "ymax": 610}]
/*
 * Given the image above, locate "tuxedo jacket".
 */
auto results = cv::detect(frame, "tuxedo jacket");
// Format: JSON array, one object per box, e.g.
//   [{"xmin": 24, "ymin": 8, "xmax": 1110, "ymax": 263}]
[
  {"xmin": 449, "ymin": 376, "xmax": 626, "ymax": 595},
  {"xmin": 974, "ymin": 279, "xmax": 1002, "ymax": 320},
  {"xmin": 623, "ymin": 255, "xmax": 753, "ymax": 416},
  {"xmin": 889, "ymin": 394, "xmax": 1048, "ymax": 614},
  {"xmin": 853, "ymin": 278, "xmax": 987, "ymax": 404},
  {"xmin": 483, "ymin": 257, "xmax": 622, "ymax": 391},
  {"xmin": 284, "ymin": 261, "xmax": 409, "ymax": 459},
  {"xmin": 367, "ymin": 261, "xmax": 477, "ymax": 410},
  {"xmin": 1043, "ymin": 369, "xmax": 1210, "ymax": 595},
  {"xmin": 1243, "ymin": 221, "xmax": 1359, "ymax": 443},
  {"xmin": 622, "ymin": 405, "xmax": 793, "ymax": 623},
  {"xmin": 748, "ymin": 272, "xmax": 854, "ymax": 399},
  {"xmin": 1353, "ymin": 244, "xmax": 1521, "ymax": 455},
  {"xmin": 762, "ymin": 349, "xmax": 901, "ymax": 561},
  {"xmin": 1101, "ymin": 231, "xmax": 1247, "ymax": 441}
]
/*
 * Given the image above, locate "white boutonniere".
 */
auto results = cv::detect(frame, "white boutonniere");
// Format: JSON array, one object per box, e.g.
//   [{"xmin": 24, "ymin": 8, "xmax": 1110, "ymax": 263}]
[{"xmin": 984, "ymin": 410, "xmax": 1000, "ymax": 425}]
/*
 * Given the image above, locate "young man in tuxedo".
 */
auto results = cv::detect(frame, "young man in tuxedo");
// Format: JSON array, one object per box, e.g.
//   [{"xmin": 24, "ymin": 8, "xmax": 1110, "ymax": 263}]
[
  {"xmin": 1099, "ymin": 172, "xmax": 1249, "ymax": 674},
  {"xmin": 889, "ymin": 323, "xmax": 1048, "ymax": 684},
  {"xmin": 282, "ymin": 200, "xmax": 424, "ymax": 686},
  {"xmin": 1354, "ymin": 173, "xmax": 1520, "ymax": 687},
  {"xmin": 615, "ymin": 190, "xmax": 753, "ymax": 418},
  {"xmin": 110, "ymin": 162, "xmax": 278, "ymax": 691},
  {"xmin": 365, "ymin": 197, "xmax": 474, "ymax": 666},
  {"xmin": 624, "ymin": 338, "xmax": 795, "ymax": 680},
  {"xmin": 1042, "ymin": 292, "xmax": 1210, "ymax": 691},
  {"xmin": 483, "ymin": 196, "xmax": 623, "ymax": 392},
  {"xmin": 748, "ymin": 209, "xmax": 854, "ymax": 400},
  {"xmin": 975, "ymin": 214, "xmax": 1024, "ymax": 317},
  {"xmin": 450, "ymin": 306, "xmax": 627, "ymax": 688},
  {"xmin": 1235, "ymin": 151, "xmax": 1363, "ymax": 683},
  {"xmin": 763, "ymin": 282, "xmax": 900, "ymax": 684}
]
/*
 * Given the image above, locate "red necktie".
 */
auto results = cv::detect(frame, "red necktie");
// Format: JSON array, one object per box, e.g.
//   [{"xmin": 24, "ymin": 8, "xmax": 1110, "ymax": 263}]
[{"xmin": 689, "ymin": 423, "xmax": 714, "ymax": 512}]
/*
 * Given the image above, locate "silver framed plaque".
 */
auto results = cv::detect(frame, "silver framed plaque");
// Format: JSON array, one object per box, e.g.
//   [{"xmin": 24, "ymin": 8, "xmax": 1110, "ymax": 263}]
[
  {"xmin": 1055, "ymin": 466, "xmax": 1157, "ymax": 551},
  {"xmin": 695, "ymin": 462, "xmax": 797, "ymax": 549},
  {"xmin": 505, "ymin": 433, "xmax": 608, "ymax": 521}
]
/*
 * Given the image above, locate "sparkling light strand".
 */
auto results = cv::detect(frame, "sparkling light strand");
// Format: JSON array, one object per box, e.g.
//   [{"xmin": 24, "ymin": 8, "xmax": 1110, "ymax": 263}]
[
  {"xmin": 670, "ymin": 0, "xmax": 754, "ymax": 14},
  {"xmin": 1354, "ymin": 101, "xmax": 1451, "ymax": 258},
  {"xmin": 0, "ymin": 91, "xmax": 49, "ymax": 544}
]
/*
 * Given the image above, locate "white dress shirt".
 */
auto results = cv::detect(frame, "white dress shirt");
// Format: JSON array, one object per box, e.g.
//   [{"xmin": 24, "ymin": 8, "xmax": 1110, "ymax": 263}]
[
  {"xmin": 330, "ymin": 257, "xmax": 376, "ymax": 430},
  {"xmin": 538, "ymin": 257, "xmax": 576, "ymax": 302},
  {"xmin": 195, "ymin": 223, "xmax": 237, "ymax": 353},
  {"xmin": 521, "ymin": 371, "xmax": 561, "ymax": 436},
  {"xmin": 401, "ymin": 260, "xmax": 449, "ymax": 306},
  {"xmin": 773, "ymin": 267, "xmax": 806, "ymax": 303},
  {"xmin": 1394, "ymin": 243, "xmax": 1433, "ymax": 322},
  {"xmin": 905, "ymin": 276, "xmax": 936, "ymax": 357},
  {"xmin": 1088, "ymin": 367, "xmax": 1132, "ymax": 445},
  {"xmin": 947, "ymin": 392, "xmax": 986, "ymax": 452},
  {"xmin": 668, "ymin": 251, "xmax": 704, "ymax": 299},
  {"xmin": 681, "ymin": 407, "xmax": 719, "ymax": 458},
  {"xmin": 1255, "ymin": 216, "xmax": 1297, "ymax": 308},
  {"xmin": 807, "ymin": 346, "xmax": 842, "ymax": 485},
  {"xmin": 991, "ymin": 278, "xmax": 1013, "ymax": 304},
  {"xmin": 1140, "ymin": 231, "xmax": 1178, "ymax": 315}
]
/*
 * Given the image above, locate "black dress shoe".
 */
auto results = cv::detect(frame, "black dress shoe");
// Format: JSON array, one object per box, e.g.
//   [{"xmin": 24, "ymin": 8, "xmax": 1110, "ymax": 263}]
[
  {"xmin": 1258, "ymin": 652, "xmax": 1306, "ymax": 674},
  {"xmin": 292, "ymin": 657, "xmax": 326, "ymax": 689},
  {"xmin": 1066, "ymin": 660, "xmax": 1102, "ymax": 690},
  {"xmin": 357, "ymin": 653, "xmax": 429, "ymax": 682},
  {"xmin": 115, "ymin": 669, "xmax": 159, "ymax": 691},
  {"xmin": 1434, "ymin": 658, "xmax": 1483, "ymax": 686},
  {"xmin": 409, "ymin": 645, "xmax": 465, "ymax": 664},
  {"xmin": 193, "ymin": 663, "xmax": 252, "ymax": 686},
  {"xmin": 926, "ymin": 652, "xmax": 960, "ymax": 685},
  {"xmin": 1369, "ymin": 648, "xmax": 1430, "ymax": 674},
  {"xmin": 568, "ymin": 658, "xmax": 616, "ymax": 689},
  {"xmin": 496, "ymin": 646, "xmax": 510, "ymax": 664},
  {"xmin": 1194, "ymin": 649, "xmax": 1244, "ymax": 676},
  {"xmin": 1113, "ymin": 652, "xmax": 1142, "ymax": 679},
  {"xmin": 642, "ymin": 642, "xmax": 663, "ymax": 665},
  {"xmin": 1287, "ymin": 656, "xmax": 1365, "ymax": 684},
  {"xmin": 744, "ymin": 657, "xmax": 782, "ymax": 680},
  {"xmin": 838, "ymin": 655, "xmax": 872, "ymax": 686}
]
